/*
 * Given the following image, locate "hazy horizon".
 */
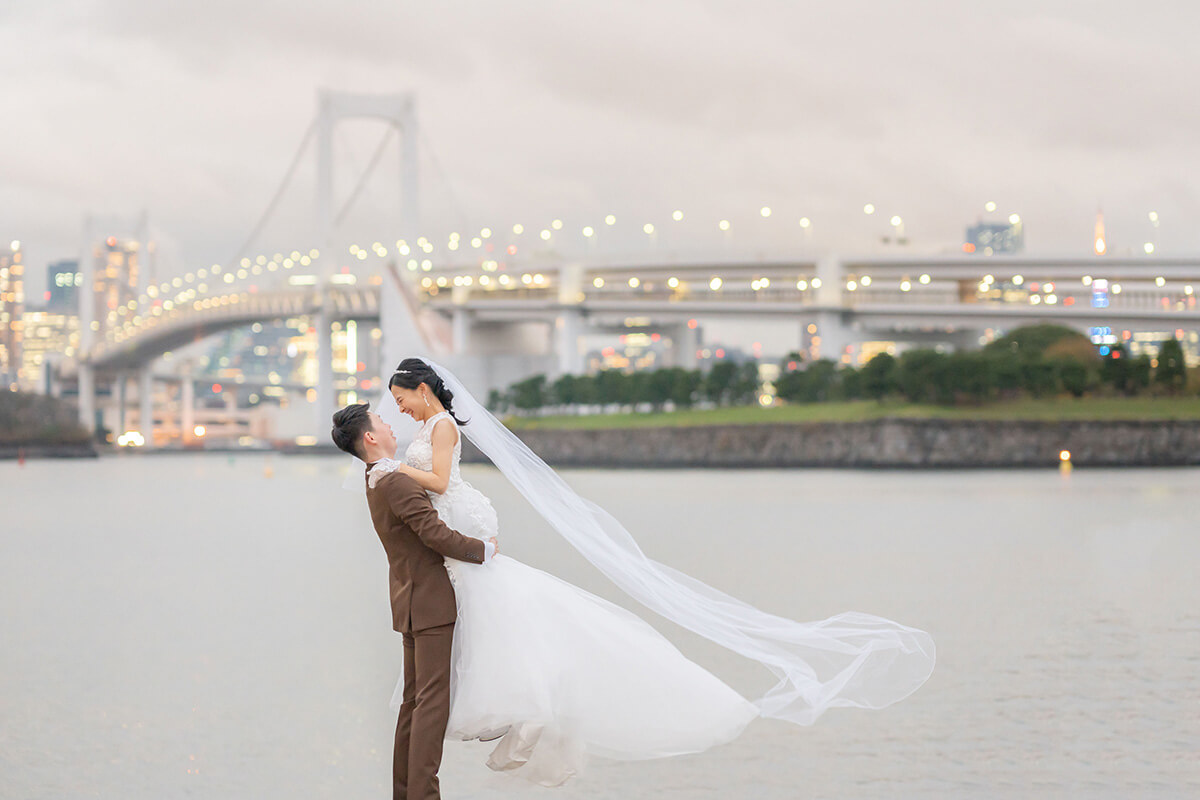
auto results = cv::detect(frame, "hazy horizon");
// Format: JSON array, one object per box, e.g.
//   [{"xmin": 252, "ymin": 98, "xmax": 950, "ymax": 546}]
[{"xmin": 5, "ymin": 1, "xmax": 1199, "ymax": 294}]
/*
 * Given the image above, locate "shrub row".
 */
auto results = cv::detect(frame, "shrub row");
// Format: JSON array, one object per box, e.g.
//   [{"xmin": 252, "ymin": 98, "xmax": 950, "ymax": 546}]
[
  {"xmin": 487, "ymin": 325, "xmax": 1193, "ymax": 413},
  {"xmin": 777, "ymin": 342, "xmax": 1183, "ymax": 406},
  {"xmin": 488, "ymin": 361, "xmax": 759, "ymax": 413}
]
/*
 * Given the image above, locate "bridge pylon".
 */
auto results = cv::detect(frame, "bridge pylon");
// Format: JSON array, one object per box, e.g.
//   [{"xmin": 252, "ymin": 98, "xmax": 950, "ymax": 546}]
[{"xmin": 312, "ymin": 89, "xmax": 420, "ymax": 434}]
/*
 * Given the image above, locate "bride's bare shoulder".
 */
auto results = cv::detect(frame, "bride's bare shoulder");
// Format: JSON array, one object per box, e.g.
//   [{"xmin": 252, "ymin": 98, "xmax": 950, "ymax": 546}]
[{"xmin": 429, "ymin": 414, "xmax": 460, "ymax": 447}]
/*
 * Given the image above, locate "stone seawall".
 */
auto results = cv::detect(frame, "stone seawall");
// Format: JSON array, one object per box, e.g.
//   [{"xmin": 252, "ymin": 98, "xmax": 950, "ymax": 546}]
[
  {"xmin": 461, "ymin": 419, "xmax": 1200, "ymax": 468},
  {"xmin": 0, "ymin": 442, "xmax": 98, "ymax": 460}
]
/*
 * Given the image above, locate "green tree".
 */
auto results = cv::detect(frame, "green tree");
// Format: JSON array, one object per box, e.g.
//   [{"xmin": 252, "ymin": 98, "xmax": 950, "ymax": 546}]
[
  {"xmin": 702, "ymin": 361, "xmax": 738, "ymax": 405},
  {"xmin": 1128, "ymin": 355, "xmax": 1152, "ymax": 393},
  {"xmin": 731, "ymin": 361, "xmax": 761, "ymax": 405},
  {"xmin": 836, "ymin": 364, "xmax": 863, "ymax": 400},
  {"xmin": 986, "ymin": 324, "xmax": 1095, "ymax": 359},
  {"xmin": 775, "ymin": 359, "xmax": 837, "ymax": 403},
  {"xmin": 774, "ymin": 368, "xmax": 807, "ymax": 403},
  {"xmin": 780, "ymin": 350, "xmax": 805, "ymax": 370},
  {"xmin": 1043, "ymin": 335, "xmax": 1101, "ymax": 365},
  {"xmin": 568, "ymin": 374, "xmax": 598, "ymax": 407},
  {"xmin": 510, "ymin": 374, "xmax": 547, "ymax": 411},
  {"xmin": 551, "ymin": 374, "xmax": 580, "ymax": 408},
  {"xmin": 860, "ymin": 353, "xmax": 898, "ymax": 401},
  {"xmin": 805, "ymin": 359, "xmax": 839, "ymax": 402},
  {"xmin": 669, "ymin": 368, "xmax": 702, "ymax": 408},
  {"xmin": 1100, "ymin": 344, "xmax": 1134, "ymax": 395},
  {"xmin": 1053, "ymin": 358, "xmax": 1089, "ymax": 398},
  {"xmin": 626, "ymin": 370, "xmax": 652, "ymax": 406},
  {"xmin": 595, "ymin": 369, "xmax": 629, "ymax": 406},
  {"xmin": 897, "ymin": 349, "xmax": 948, "ymax": 404},
  {"xmin": 644, "ymin": 368, "xmax": 676, "ymax": 410},
  {"xmin": 1156, "ymin": 338, "xmax": 1187, "ymax": 393},
  {"xmin": 1020, "ymin": 358, "xmax": 1058, "ymax": 398},
  {"xmin": 989, "ymin": 351, "xmax": 1025, "ymax": 398},
  {"xmin": 950, "ymin": 352, "xmax": 997, "ymax": 403}
]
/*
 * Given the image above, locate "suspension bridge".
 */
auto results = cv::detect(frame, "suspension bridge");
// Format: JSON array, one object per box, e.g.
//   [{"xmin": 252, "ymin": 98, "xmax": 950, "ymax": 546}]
[{"xmin": 63, "ymin": 90, "xmax": 1200, "ymax": 448}]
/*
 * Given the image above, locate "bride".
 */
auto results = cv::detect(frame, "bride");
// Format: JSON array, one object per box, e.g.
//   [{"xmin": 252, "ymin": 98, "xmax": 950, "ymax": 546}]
[{"xmin": 360, "ymin": 357, "xmax": 934, "ymax": 785}]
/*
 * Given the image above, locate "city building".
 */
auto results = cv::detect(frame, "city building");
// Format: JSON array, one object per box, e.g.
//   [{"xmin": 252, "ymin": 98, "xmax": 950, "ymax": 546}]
[
  {"xmin": 190, "ymin": 317, "xmax": 383, "ymax": 412},
  {"xmin": 91, "ymin": 236, "xmax": 141, "ymax": 338},
  {"xmin": 1, "ymin": 243, "xmax": 25, "ymax": 387},
  {"xmin": 585, "ymin": 330, "xmax": 673, "ymax": 372},
  {"xmin": 21, "ymin": 310, "xmax": 80, "ymax": 391},
  {"xmin": 46, "ymin": 259, "xmax": 81, "ymax": 312},
  {"xmin": 964, "ymin": 220, "xmax": 1024, "ymax": 255}
]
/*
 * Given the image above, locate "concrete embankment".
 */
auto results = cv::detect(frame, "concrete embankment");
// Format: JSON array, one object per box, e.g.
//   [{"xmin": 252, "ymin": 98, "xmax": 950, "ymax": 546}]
[
  {"xmin": 462, "ymin": 419, "xmax": 1200, "ymax": 468},
  {"xmin": 0, "ymin": 442, "xmax": 98, "ymax": 460}
]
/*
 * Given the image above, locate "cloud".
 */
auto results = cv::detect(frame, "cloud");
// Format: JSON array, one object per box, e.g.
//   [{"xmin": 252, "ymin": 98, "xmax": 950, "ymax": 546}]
[{"xmin": 4, "ymin": 0, "xmax": 1200, "ymax": 274}]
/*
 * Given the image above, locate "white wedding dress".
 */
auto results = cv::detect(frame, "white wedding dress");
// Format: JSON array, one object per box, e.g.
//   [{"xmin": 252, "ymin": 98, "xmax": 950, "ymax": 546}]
[{"xmin": 372, "ymin": 410, "xmax": 758, "ymax": 786}]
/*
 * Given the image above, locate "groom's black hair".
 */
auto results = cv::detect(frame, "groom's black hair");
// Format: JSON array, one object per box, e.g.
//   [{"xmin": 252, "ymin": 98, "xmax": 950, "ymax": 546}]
[{"xmin": 331, "ymin": 402, "xmax": 373, "ymax": 459}]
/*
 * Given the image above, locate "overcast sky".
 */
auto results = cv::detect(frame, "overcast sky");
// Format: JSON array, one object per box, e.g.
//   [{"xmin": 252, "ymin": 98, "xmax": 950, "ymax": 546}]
[{"xmin": 4, "ymin": 1, "xmax": 1200, "ymax": 290}]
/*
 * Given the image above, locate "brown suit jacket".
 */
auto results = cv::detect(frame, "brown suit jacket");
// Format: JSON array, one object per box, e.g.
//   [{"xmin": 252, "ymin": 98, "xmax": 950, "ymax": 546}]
[{"xmin": 365, "ymin": 466, "xmax": 486, "ymax": 633}]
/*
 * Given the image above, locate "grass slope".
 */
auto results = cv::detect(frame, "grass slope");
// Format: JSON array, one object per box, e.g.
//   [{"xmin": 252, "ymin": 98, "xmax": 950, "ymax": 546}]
[{"xmin": 504, "ymin": 397, "xmax": 1200, "ymax": 430}]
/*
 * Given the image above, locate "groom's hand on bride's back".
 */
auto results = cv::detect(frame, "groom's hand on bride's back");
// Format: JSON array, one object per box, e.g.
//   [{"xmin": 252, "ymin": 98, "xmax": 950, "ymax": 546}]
[{"xmin": 382, "ymin": 472, "xmax": 489, "ymax": 564}]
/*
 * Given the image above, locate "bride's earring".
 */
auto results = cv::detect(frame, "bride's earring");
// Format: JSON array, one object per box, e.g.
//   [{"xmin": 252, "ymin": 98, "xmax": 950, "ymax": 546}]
[{"xmin": 423, "ymin": 393, "xmax": 430, "ymax": 407}]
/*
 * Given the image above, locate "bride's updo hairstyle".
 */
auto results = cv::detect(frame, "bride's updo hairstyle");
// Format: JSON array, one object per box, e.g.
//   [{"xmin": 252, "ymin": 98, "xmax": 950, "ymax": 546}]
[{"xmin": 389, "ymin": 357, "xmax": 470, "ymax": 426}]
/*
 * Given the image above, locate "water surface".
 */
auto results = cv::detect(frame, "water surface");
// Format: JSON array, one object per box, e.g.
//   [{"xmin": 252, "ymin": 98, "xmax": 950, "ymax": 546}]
[{"xmin": 1, "ymin": 455, "xmax": 1196, "ymax": 798}]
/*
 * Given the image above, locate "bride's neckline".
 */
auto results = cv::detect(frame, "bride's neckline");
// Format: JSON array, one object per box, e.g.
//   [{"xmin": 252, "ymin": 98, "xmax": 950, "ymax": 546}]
[{"xmin": 420, "ymin": 410, "xmax": 450, "ymax": 427}]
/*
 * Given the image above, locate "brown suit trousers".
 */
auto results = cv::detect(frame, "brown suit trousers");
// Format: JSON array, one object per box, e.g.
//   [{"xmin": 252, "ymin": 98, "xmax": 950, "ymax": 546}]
[
  {"xmin": 364, "ymin": 466, "xmax": 486, "ymax": 800},
  {"xmin": 394, "ymin": 623, "xmax": 455, "ymax": 800}
]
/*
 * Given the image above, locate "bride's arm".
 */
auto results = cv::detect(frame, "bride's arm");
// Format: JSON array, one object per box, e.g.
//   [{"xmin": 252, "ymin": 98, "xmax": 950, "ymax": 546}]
[{"xmin": 402, "ymin": 419, "xmax": 456, "ymax": 495}]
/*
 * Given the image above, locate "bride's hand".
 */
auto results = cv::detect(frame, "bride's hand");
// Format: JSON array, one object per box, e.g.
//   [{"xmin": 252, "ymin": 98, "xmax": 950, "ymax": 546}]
[{"xmin": 488, "ymin": 537, "xmax": 498, "ymax": 554}]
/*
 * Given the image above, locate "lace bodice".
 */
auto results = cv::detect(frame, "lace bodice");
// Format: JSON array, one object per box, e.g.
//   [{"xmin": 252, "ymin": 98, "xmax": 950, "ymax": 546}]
[
  {"xmin": 368, "ymin": 409, "xmax": 498, "ymax": 547},
  {"xmin": 404, "ymin": 410, "xmax": 463, "ymax": 486}
]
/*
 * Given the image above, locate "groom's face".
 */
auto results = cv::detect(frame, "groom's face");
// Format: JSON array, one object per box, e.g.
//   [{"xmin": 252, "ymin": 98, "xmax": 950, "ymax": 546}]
[{"xmin": 367, "ymin": 412, "xmax": 397, "ymax": 455}]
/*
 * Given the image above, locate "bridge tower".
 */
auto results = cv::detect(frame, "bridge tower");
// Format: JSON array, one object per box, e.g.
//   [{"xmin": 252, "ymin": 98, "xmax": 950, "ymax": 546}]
[{"xmin": 313, "ymin": 90, "xmax": 419, "ymax": 434}]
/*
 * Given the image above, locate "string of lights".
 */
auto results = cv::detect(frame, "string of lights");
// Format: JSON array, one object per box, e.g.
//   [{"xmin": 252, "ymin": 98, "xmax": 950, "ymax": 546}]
[{"xmin": 89, "ymin": 202, "xmax": 1187, "ymax": 349}]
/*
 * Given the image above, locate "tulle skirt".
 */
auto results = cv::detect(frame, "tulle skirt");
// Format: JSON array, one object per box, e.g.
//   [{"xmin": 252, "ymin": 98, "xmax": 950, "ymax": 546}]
[{"xmin": 390, "ymin": 483, "xmax": 758, "ymax": 785}]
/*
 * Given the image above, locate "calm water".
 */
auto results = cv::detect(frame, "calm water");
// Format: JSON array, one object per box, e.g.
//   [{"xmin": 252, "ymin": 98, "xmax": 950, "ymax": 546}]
[{"xmin": 1, "ymin": 454, "xmax": 1197, "ymax": 798}]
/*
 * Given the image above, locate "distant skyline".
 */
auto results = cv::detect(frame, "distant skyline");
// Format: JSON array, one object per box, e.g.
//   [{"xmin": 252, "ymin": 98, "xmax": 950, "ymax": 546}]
[{"xmin": 4, "ymin": 1, "xmax": 1200, "ymax": 295}]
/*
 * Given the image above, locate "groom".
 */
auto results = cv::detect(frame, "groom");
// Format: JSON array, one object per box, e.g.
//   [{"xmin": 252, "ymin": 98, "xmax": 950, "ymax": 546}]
[{"xmin": 331, "ymin": 403, "xmax": 496, "ymax": 800}]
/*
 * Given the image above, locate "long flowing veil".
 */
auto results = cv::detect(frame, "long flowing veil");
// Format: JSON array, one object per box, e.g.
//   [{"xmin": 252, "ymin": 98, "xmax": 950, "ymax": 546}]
[{"xmin": 365, "ymin": 358, "xmax": 935, "ymax": 726}]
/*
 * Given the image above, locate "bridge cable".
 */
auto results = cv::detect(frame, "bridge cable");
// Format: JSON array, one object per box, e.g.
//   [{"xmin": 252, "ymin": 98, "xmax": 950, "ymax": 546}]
[
  {"xmin": 229, "ymin": 117, "xmax": 318, "ymax": 266},
  {"xmin": 334, "ymin": 124, "xmax": 397, "ymax": 227},
  {"xmin": 418, "ymin": 127, "xmax": 474, "ymax": 235},
  {"xmin": 336, "ymin": 123, "xmax": 475, "ymax": 237}
]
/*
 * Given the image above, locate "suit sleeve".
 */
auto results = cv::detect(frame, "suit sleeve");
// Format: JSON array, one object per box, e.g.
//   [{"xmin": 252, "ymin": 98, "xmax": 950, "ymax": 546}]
[{"xmin": 381, "ymin": 473, "xmax": 487, "ymax": 564}]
